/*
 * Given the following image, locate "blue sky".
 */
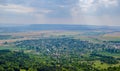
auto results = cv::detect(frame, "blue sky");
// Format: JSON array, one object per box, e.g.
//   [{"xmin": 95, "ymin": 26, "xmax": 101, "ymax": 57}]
[{"xmin": 0, "ymin": 0, "xmax": 120, "ymax": 26}]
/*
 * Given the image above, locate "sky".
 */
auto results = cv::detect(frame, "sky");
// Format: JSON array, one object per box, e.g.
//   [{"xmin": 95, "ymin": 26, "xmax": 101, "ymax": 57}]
[{"xmin": 0, "ymin": 0, "xmax": 120, "ymax": 26}]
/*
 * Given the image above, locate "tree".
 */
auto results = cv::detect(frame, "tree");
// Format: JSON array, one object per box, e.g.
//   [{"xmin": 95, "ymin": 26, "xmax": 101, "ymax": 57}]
[
  {"xmin": 28, "ymin": 68, "xmax": 37, "ymax": 71},
  {"xmin": 0, "ymin": 66, "xmax": 4, "ymax": 71}
]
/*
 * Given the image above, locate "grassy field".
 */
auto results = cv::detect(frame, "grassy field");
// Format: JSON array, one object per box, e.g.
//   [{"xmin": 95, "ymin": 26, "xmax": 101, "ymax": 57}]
[
  {"xmin": 101, "ymin": 32, "xmax": 120, "ymax": 41},
  {"xmin": 93, "ymin": 60, "xmax": 120, "ymax": 69},
  {"xmin": 0, "ymin": 31, "xmax": 120, "ymax": 44},
  {"xmin": 93, "ymin": 60, "xmax": 109, "ymax": 69},
  {"xmin": 98, "ymin": 52, "xmax": 120, "ymax": 58},
  {"xmin": 20, "ymin": 69, "xmax": 26, "ymax": 71}
]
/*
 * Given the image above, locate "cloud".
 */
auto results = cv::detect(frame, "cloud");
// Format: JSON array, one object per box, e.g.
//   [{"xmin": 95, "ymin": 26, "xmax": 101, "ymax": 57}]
[
  {"xmin": 0, "ymin": 4, "xmax": 34, "ymax": 13},
  {"xmin": 70, "ymin": 0, "xmax": 120, "ymax": 26},
  {"xmin": 36, "ymin": 9, "xmax": 53, "ymax": 14},
  {"xmin": 0, "ymin": 0, "xmax": 119, "ymax": 26},
  {"xmin": 79, "ymin": 0, "xmax": 95, "ymax": 12},
  {"xmin": 99, "ymin": 0, "xmax": 118, "ymax": 7},
  {"xmin": 78, "ymin": 0, "xmax": 118, "ymax": 12}
]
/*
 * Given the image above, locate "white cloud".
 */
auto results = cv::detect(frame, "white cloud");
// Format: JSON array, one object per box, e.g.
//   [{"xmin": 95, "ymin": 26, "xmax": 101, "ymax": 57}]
[
  {"xmin": 99, "ymin": 0, "xmax": 118, "ymax": 7},
  {"xmin": 71, "ymin": 0, "xmax": 119, "ymax": 18},
  {"xmin": 0, "ymin": 4, "xmax": 34, "ymax": 13},
  {"xmin": 70, "ymin": 0, "xmax": 120, "ymax": 26},
  {"xmin": 78, "ymin": 0, "xmax": 118, "ymax": 12},
  {"xmin": 37, "ymin": 9, "xmax": 53, "ymax": 14},
  {"xmin": 79, "ymin": 0, "xmax": 95, "ymax": 12},
  {"xmin": 0, "ymin": 0, "xmax": 119, "ymax": 26}
]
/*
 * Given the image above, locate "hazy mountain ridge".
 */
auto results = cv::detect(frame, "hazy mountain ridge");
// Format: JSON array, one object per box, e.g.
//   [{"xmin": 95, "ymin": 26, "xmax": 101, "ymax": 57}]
[{"xmin": 0, "ymin": 24, "xmax": 120, "ymax": 32}]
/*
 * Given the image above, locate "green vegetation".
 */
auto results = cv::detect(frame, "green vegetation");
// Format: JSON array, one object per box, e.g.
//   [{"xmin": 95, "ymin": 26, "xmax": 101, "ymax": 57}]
[
  {"xmin": 0, "ymin": 49, "xmax": 120, "ymax": 71},
  {"xmin": 8, "ymin": 37, "xmax": 119, "ymax": 71},
  {"xmin": 0, "ymin": 31, "xmax": 120, "ymax": 71}
]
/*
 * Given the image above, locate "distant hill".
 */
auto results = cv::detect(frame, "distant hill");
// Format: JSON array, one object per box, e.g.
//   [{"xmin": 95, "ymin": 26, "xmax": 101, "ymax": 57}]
[{"xmin": 0, "ymin": 24, "xmax": 120, "ymax": 32}]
